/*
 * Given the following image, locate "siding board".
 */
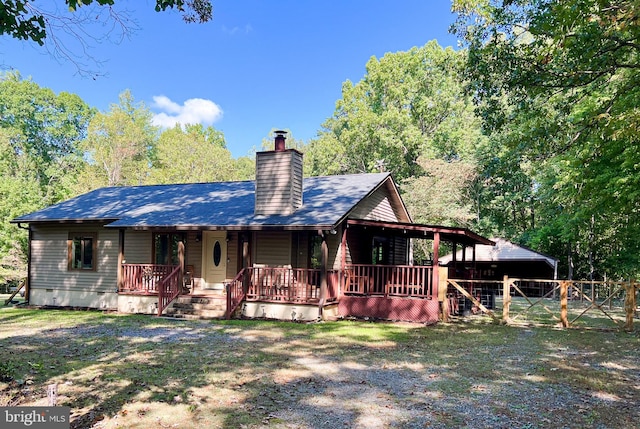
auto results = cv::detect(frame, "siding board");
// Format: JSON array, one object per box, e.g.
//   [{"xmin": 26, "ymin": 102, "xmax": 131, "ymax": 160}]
[
  {"xmin": 30, "ymin": 224, "xmax": 118, "ymax": 307},
  {"xmin": 255, "ymin": 150, "xmax": 303, "ymax": 215},
  {"xmin": 254, "ymin": 231, "xmax": 291, "ymax": 266},
  {"xmin": 123, "ymin": 231, "xmax": 152, "ymax": 264},
  {"xmin": 349, "ymin": 186, "xmax": 399, "ymax": 222}
]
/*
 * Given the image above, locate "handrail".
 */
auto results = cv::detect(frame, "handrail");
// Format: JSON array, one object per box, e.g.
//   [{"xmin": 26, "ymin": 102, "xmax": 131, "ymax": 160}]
[
  {"xmin": 157, "ymin": 265, "xmax": 182, "ymax": 316},
  {"xmin": 3, "ymin": 279, "xmax": 26, "ymax": 306},
  {"xmin": 226, "ymin": 268, "xmax": 247, "ymax": 319},
  {"xmin": 120, "ymin": 264, "xmax": 176, "ymax": 293}
]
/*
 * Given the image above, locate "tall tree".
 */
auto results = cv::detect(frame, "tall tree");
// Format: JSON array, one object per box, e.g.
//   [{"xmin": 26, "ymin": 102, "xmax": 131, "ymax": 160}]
[
  {"xmin": 307, "ymin": 41, "xmax": 486, "ymax": 235},
  {"xmin": 307, "ymin": 41, "xmax": 484, "ymax": 182},
  {"xmin": 452, "ymin": 0, "xmax": 640, "ymax": 278},
  {"xmin": 80, "ymin": 90, "xmax": 157, "ymax": 188},
  {"xmin": 0, "ymin": 71, "xmax": 93, "ymax": 201},
  {"xmin": 0, "ymin": 74, "xmax": 92, "ymax": 279},
  {"xmin": 149, "ymin": 123, "xmax": 250, "ymax": 184}
]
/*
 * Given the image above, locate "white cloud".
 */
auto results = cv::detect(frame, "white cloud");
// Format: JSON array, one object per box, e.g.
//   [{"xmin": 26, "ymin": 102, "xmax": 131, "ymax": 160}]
[{"xmin": 151, "ymin": 96, "xmax": 223, "ymax": 128}]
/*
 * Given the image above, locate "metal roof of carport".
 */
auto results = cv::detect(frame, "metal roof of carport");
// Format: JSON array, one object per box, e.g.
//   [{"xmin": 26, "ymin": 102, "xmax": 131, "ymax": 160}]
[
  {"xmin": 346, "ymin": 219, "xmax": 495, "ymax": 246},
  {"xmin": 440, "ymin": 237, "xmax": 557, "ymax": 268}
]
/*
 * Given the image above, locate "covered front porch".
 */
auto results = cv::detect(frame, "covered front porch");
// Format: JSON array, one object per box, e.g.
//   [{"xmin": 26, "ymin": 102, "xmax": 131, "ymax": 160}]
[{"xmin": 115, "ymin": 220, "xmax": 493, "ymax": 322}]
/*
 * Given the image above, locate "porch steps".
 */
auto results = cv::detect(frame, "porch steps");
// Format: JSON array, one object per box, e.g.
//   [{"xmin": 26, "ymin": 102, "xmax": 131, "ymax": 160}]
[{"xmin": 163, "ymin": 295, "xmax": 227, "ymax": 319}]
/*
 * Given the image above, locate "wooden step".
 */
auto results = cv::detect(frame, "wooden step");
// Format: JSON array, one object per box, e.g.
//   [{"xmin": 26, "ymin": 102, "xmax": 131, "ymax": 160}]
[{"xmin": 163, "ymin": 295, "xmax": 227, "ymax": 319}]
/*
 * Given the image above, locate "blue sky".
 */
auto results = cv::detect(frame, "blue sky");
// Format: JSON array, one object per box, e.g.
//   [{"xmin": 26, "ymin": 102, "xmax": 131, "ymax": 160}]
[{"xmin": 1, "ymin": 1, "xmax": 460, "ymax": 158}]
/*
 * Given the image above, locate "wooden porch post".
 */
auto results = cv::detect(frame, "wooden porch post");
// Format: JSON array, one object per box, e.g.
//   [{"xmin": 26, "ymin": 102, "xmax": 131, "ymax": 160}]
[
  {"xmin": 319, "ymin": 230, "xmax": 328, "ymax": 317},
  {"xmin": 242, "ymin": 233, "xmax": 251, "ymax": 294},
  {"xmin": 178, "ymin": 240, "xmax": 185, "ymax": 291},
  {"xmin": 472, "ymin": 244, "xmax": 477, "ymax": 277},
  {"xmin": 433, "ymin": 232, "xmax": 442, "ymax": 319},
  {"xmin": 502, "ymin": 275, "xmax": 511, "ymax": 324},
  {"xmin": 560, "ymin": 280, "xmax": 569, "ymax": 328},
  {"xmin": 624, "ymin": 280, "xmax": 636, "ymax": 332},
  {"xmin": 340, "ymin": 227, "xmax": 347, "ymax": 300},
  {"xmin": 117, "ymin": 229, "xmax": 125, "ymax": 291},
  {"xmin": 451, "ymin": 241, "xmax": 457, "ymax": 274},
  {"xmin": 432, "ymin": 232, "xmax": 440, "ymax": 290}
]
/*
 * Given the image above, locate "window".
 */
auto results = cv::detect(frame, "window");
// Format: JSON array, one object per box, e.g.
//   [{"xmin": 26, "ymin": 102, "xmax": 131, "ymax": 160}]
[
  {"xmin": 372, "ymin": 237, "xmax": 388, "ymax": 265},
  {"xmin": 68, "ymin": 233, "xmax": 97, "ymax": 271},
  {"xmin": 153, "ymin": 233, "xmax": 186, "ymax": 265}
]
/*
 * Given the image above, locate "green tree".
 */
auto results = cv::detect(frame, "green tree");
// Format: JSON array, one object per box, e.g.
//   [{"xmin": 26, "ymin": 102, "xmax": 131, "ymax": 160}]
[
  {"xmin": 307, "ymin": 41, "xmax": 484, "ymax": 182},
  {"xmin": 452, "ymin": 0, "xmax": 640, "ymax": 279},
  {"xmin": 149, "ymin": 123, "xmax": 249, "ymax": 184},
  {"xmin": 0, "ymin": 71, "xmax": 93, "ymax": 201},
  {"xmin": 307, "ymin": 41, "xmax": 486, "ymax": 236},
  {"xmin": 402, "ymin": 157, "xmax": 478, "ymax": 228},
  {"xmin": 80, "ymin": 90, "xmax": 157, "ymax": 188},
  {"xmin": 0, "ymin": 72, "xmax": 93, "ymax": 281}
]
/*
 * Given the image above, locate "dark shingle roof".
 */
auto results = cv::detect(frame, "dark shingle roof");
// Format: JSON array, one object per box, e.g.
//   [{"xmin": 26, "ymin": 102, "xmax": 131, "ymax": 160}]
[{"xmin": 13, "ymin": 173, "xmax": 391, "ymax": 229}]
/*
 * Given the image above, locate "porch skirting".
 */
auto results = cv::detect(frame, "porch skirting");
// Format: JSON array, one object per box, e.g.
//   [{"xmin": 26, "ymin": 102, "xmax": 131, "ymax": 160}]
[
  {"xmin": 242, "ymin": 302, "xmax": 317, "ymax": 321},
  {"xmin": 117, "ymin": 293, "xmax": 158, "ymax": 315},
  {"xmin": 338, "ymin": 296, "xmax": 440, "ymax": 324}
]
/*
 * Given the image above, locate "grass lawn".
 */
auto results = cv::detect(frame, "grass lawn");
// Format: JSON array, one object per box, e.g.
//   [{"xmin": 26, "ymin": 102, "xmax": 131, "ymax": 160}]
[{"xmin": 0, "ymin": 305, "xmax": 638, "ymax": 428}]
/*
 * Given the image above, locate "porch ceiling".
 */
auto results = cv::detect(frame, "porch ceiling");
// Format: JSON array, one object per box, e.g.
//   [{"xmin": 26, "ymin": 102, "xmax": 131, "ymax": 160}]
[{"xmin": 346, "ymin": 219, "xmax": 494, "ymax": 246}]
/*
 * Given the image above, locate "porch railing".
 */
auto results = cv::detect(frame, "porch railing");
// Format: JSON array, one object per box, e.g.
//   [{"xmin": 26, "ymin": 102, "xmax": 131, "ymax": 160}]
[
  {"xmin": 157, "ymin": 265, "xmax": 182, "ymax": 316},
  {"xmin": 120, "ymin": 264, "xmax": 177, "ymax": 294},
  {"xmin": 344, "ymin": 264, "xmax": 435, "ymax": 298},
  {"xmin": 246, "ymin": 266, "xmax": 321, "ymax": 303},
  {"xmin": 225, "ymin": 268, "xmax": 247, "ymax": 319}
]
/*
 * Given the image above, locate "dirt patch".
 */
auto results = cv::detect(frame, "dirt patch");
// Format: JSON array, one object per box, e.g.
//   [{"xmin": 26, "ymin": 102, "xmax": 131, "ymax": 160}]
[{"xmin": 0, "ymin": 310, "xmax": 638, "ymax": 428}]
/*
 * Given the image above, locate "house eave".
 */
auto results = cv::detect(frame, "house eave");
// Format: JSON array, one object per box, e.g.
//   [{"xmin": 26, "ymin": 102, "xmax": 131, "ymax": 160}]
[{"xmin": 346, "ymin": 219, "xmax": 494, "ymax": 246}]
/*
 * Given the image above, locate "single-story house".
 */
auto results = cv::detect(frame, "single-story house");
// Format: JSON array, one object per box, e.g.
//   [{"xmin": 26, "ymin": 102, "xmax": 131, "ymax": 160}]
[{"xmin": 12, "ymin": 131, "xmax": 493, "ymax": 323}]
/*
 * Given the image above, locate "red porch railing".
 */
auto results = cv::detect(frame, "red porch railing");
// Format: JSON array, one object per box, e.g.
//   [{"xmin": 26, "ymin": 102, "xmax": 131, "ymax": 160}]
[
  {"xmin": 246, "ymin": 266, "xmax": 323, "ymax": 303},
  {"xmin": 344, "ymin": 264, "xmax": 434, "ymax": 298},
  {"xmin": 226, "ymin": 268, "xmax": 247, "ymax": 319},
  {"xmin": 120, "ymin": 264, "xmax": 177, "ymax": 294},
  {"xmin": 157, "ymin": 266, "xmax": 182, "ymax": 316}
]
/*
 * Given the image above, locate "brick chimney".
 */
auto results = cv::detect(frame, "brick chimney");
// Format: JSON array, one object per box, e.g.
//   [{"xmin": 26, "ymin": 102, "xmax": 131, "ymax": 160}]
[{"xmin": 255, "ymin": 130, "xmax": 303, "ymax": 215}]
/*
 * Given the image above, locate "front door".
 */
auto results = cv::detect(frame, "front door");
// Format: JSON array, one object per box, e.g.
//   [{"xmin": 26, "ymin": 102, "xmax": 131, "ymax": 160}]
[{"xmin": 202, "ymin": 231, "xmax": 227, "ymax": 290}]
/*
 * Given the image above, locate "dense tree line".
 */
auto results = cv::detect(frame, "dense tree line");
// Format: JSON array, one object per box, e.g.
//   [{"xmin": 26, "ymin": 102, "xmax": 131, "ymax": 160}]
[
  {"xmin": 0, "ymin": 72, "xmax": 253, "ymax": 283},
  {"xmin": 2, "ymin": 0, "xmax": 637, "ymax": 282},
  {"xmin": 305, "ymin": 0, "xmax": 640, "ymax": 280},
  {"xmin": 451, "ymin": 0, "xmax": 640, "ymax": 280}
]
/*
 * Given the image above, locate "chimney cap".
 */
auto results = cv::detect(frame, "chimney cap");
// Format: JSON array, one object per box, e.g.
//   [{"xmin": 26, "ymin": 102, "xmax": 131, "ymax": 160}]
[{"xmin": 274, "ymin": 130, "xmax": 287, "ymax": 151}]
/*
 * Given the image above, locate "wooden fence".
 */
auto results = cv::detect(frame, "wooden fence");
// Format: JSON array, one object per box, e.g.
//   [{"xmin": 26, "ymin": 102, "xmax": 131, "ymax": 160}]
[{"xmin": 446, "ymin": 277, "xmax": 639, "ymax": 331}]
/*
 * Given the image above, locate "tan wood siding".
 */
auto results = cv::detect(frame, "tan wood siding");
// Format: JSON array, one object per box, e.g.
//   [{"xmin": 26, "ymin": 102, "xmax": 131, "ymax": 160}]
[
  {"xmin": 123, "ymin": 230, "xmax": 152, "ymax": 264},
  {"xmin": 255, "ymin": 150, "xmax": 303, "ymax": 215},
  {"xmin": 254, "ymin": 231, "xmax": 291, "ymax": 266},
  {"xmin": 185, "ymin": 231, "xmax": 203, "ymax": 288},
  {"xmin": 349, "ymin": 186, "xmax": 400, "ymax": 222},
  {"xmin": 225, "ymin": 231, "xmax": 239, "ymax": 279},
  {"xmin": 325, "ymin": 231, "xmax": 342, "ymax": 270},
  {"xmin": 30, "ymin": 224, "xmax": 119, "ymax": 306}
]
